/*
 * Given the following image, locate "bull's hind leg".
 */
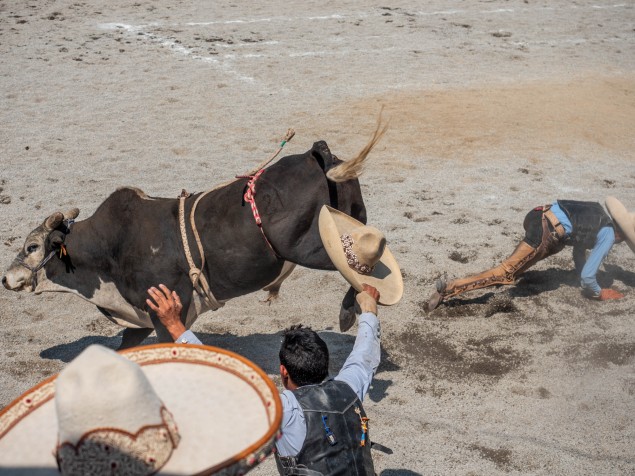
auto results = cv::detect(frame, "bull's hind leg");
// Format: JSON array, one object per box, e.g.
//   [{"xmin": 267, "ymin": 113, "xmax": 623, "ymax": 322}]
[
  {"xmin": 118, "ymin": 327, "xmax": 153, "ymax": 350},
  {"xmin": 262, "ymin": 261, "xmax": 296, "ymax": 303},
  {"xmin": 339, "ymin": 286, "xmax": 358, "ymax": 332},
  {"xmin": 148, "ymin": 312, "xmax": 179, "ymax": 344}
]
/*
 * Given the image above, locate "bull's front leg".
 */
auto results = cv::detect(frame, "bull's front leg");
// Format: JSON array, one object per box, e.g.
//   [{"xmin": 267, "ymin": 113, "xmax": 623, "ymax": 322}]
[
  {"xmin": 96, "ymin": 306, "xmax": 152, "ymax": 350},
  {"xmin": 150, "ymin": 315, "xmax": 177, "ymax": 343},
  {"xmin": 339, "ymin": 285, "xmax": 359, "ymax": 332},
  {"xmin": 119, "ymin": 328, "xmax": 154, "ymax": 350}
]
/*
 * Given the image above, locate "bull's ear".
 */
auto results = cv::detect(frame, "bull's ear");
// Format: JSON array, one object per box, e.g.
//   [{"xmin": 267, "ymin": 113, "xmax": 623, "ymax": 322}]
[
  {"xmin": 311, "ymin": 141, "xmax": 336, "ymax": 171},
  {"xmin": 43, "ymin": 212, "xmax": 64, "ymax": 231},
  {"xmin": 49, "ymin": 230, "xmax": 65, "ymax": 248},
  {"xmin": 64, "ymin": 208, "xmax": 80, "ymax": 220}
]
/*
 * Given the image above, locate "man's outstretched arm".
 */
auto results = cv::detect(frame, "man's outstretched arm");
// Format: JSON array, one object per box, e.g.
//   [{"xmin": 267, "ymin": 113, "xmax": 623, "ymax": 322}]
[{"xmin": 334, "ymin": 285, "xmax": 381, "ymax": 402}]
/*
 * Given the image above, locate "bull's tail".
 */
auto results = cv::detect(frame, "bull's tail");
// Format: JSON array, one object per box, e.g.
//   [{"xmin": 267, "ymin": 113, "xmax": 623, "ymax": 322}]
[{"xmin": 326, "ymin": 114, "xmax": 388, "ymax": 183}]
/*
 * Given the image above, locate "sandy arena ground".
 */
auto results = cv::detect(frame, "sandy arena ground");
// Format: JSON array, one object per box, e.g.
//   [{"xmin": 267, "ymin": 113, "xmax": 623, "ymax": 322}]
[{"xmin": 1, "ymin": 1, "xmax": 634, "ymax": 474}]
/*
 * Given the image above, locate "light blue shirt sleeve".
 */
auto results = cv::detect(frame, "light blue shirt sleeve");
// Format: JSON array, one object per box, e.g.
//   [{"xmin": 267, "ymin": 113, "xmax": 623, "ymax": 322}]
[
  {"xmin": 276, "ymin": 390, "xmax": 306, "ymax": 457},
  {"xmin": 175, "ymin": 329, "xmax": 202, "ymax": 345},
  {"xmin": 333, "ymin": 312, "xmax": 381, "ymax": 401},
  {"xmin": 580, "ymin": 226, "xmax": 615, "ymax": 296},
  {"xmin": 276, "ymin": 312, "xmax": 381, "ymax": 458}
]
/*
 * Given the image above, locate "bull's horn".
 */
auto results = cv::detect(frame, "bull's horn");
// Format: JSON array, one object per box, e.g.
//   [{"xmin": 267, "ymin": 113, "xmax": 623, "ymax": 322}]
[
  {"xmin": 44, "ymin": 212, "xmax": 64, "ymax": 231},
  {"xmin": 64, "ymin": 208, "xmax": 80, "ymax": 220}
]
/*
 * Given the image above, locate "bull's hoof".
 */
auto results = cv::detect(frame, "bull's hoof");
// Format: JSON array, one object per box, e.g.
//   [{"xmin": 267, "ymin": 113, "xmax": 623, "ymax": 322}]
[
  {"xmin": 261, "ymin": 291, "xmax": 279, "ymax": 305},
  {"xmin": 339, "ymin": 305, "xmax": 357, "ymax": 332}
]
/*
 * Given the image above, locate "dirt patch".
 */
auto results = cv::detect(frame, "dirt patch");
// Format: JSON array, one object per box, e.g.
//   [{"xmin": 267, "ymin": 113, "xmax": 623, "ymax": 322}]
[
  {"xmin": 85, "ymin": 317, "xmax": 119, "ymax": 334},
  {"xmin": 537, "ymin": 387, "xmax": 551, "ymax": 399},
  {"xmin": 430, "ymin": 300, "xmax": 486, "ymax": 319},
  {"xmin": 469, "ymin": 444, "xmax": 513, "ymax": 470},
  {"xmin": 390, "ymin": 325, "xmax": 526, "ymax": 382},
  {"xmin": 7, "ymin": 358, "xmax": 60, "ymax": 380},
  {"xmin": 484, "ymin": 294, "xmax": 518, "ymax": 317},
  {"xmin": 589, "ymin": 342, "xmax": 635, "ymax": 367},
  {"xmin": 464, "ymin": 336, "xmax": 525, "ymax": 377},
  {"xmin": 563, "ymin": 341, "xmax": 635, "ymax": 368},
  {"xmin": 332, "ymin": 76, "xmax": 635, "ymax": 162},
  {"xmin": 424, "ymin": 291, "xmax": 520, "ymax": 320},
  {"xmin": 449, "ymin": 250, "xmax": 470, "ymax": 263}
]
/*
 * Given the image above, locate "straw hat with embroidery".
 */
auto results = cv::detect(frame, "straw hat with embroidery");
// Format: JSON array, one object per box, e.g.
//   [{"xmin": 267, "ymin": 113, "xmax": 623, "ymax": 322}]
[
  {"xmin": 318, "ymin": 205, "xmax": 403, "ymax": 306},
  {"xmin": 605, "ymin": 196, "xmax": 635, "ymax": 254},
  {"xmin": 0, "ymin": 343, "xmax": 282, "ymax": 476}
]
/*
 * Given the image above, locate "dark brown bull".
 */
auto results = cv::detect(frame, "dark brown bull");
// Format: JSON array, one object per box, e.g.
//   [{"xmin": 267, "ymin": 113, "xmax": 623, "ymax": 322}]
[{"xmin": 2, "ymin": 137, "xmax": 380, "ymax": 348}]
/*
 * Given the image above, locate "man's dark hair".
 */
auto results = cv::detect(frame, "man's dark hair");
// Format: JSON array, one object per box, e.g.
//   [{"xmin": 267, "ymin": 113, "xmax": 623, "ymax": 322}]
[{"xmin": 279, "ymin": 325, "xmax": 329, "ymax": 386}]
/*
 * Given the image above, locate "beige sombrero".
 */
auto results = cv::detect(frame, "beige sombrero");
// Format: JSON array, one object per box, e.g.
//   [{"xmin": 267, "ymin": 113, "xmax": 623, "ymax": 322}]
[
  {"xmin": 319, "ymin": 205, "xmax": 403, "ymax": 306},
  {"xmin": 606, "ymin": 196, "xmax": 635, "ymax": 253},
  {"xmin": 0, "ymin": 344, "xmax": 282, "ymax": 475}
]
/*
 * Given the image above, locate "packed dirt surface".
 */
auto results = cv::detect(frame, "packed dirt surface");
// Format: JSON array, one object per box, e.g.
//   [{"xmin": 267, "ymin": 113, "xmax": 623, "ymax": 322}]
[{"xmin": 1, "ymin": 1, "xmax": 634, "ymax": 474}]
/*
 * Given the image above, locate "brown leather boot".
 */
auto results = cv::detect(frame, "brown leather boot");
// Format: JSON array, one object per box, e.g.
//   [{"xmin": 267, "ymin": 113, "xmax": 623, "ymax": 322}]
[
  {"xmin": 427, "ymin": 280, "xmax": 447, "ymax": 312},
  {"xmin": 430, "ymin": 241, "xmax": 538, "ymax": 307}
]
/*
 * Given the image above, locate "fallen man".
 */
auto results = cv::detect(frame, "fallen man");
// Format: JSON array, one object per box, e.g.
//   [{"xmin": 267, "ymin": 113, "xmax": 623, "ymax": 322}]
[{"xmin": 428, "ymin": 196, "xmax": 635, "ymax": 311}]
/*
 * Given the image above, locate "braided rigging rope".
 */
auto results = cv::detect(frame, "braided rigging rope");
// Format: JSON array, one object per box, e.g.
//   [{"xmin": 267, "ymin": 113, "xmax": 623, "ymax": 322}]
[{"xmin": 179, "ymin": 128, "xmax": 295, "ymax": 307}]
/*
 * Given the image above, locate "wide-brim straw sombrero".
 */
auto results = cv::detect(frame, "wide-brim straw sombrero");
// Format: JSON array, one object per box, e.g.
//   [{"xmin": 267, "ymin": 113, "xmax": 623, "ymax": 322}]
[
  {"xmin": 606, "ymin": 196, "xmax": 635, "ymax": 254},
  {"xmin": 0, "ymin": 344, "xmax": 282, "ymax": 475},
  {"xmin": 319, "ymin": 205, "xmax": 403, "ymax": 306}
]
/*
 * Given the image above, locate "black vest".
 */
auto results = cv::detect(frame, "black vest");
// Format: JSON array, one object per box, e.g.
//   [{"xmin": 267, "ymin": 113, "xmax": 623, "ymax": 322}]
[
  {"xmin": 557, "ymin": 200, "xmax": 614, "ymax": 249},
  {"xmin": 275, "ymin": 380, "xmax": 375, "ymax": 476}
]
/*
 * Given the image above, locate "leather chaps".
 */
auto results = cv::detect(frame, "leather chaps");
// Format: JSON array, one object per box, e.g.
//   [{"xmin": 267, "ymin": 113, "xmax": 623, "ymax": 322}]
[{"xmin": 440, "ymin": 209, "xmax": 567, "ymax": 299}]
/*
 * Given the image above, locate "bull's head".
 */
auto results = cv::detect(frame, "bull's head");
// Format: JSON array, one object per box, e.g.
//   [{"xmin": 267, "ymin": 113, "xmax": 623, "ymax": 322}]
[{"xmin": 2, "ymin": 208, "xmax": 80, "ymax": 292}]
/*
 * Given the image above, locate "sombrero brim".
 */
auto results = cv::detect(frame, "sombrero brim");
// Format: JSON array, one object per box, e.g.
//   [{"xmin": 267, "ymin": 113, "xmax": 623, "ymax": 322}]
[
  {"xmin": 605, "ymin": 196, "xmax": 635, "ymax": 254},
  {"xmin": 0, "ymin": 344, "xmax": 282, "ymax": 475},
  {"xmin": 319, "ymin": 205, "xmax": 403, "ymax": 306}
]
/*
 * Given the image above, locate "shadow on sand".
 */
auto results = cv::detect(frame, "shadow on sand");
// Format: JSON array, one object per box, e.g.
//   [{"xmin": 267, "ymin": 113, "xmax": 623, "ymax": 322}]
[
  {"xmin": 602, "ymin": 263, "xmax": 635, "ymax": 287},
  {"xmin": 40, "ymin": 329, "xmax": 400, "ymax": 401},
  {"xmin": 380, "ymin": 470, "xmax": 422, "ymax": 476}
]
